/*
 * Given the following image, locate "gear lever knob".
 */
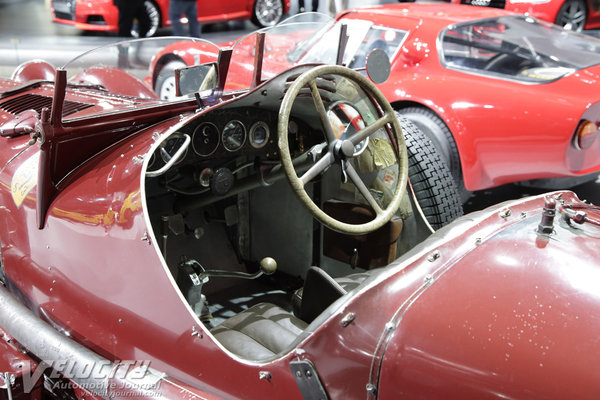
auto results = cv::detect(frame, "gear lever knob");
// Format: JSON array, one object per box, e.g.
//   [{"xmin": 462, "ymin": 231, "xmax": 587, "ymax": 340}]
[{"xmin": 260, "ymin": 257, "xmax": 277, "ymax": 275}]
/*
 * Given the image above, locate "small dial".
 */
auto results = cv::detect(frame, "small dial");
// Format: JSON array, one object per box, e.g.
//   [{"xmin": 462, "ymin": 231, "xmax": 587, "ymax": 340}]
[
  {"xmin": 193, "ymin": 122, "xmax": 219, "ymax": 156},
  {"xmin": 160, "ymin": 133, "xmax": 188, "ymax": 164},
  {"xmin": 222, "ymin": 120, "xmax": 246, "ymax": 152},
  {"xmin": 249, "ymin": 121, "xmax": 270, "ymax": 149}
]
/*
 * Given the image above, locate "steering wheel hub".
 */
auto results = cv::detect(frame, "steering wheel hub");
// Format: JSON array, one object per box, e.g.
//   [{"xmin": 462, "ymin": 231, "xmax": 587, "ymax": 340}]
[{"xmin": 334, "ymin": 140, "xmax": 356, "ymax": 160}]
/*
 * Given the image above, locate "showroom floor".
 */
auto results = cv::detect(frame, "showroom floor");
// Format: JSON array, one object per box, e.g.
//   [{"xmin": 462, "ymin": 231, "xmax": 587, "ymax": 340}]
[{"xmin": 0, "ymin": 0, "xmax": 598, "ymax": 209}]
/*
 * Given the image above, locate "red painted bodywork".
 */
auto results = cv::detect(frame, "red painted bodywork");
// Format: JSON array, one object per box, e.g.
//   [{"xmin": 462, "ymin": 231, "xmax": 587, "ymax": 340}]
[
  {"xmin": 154, "ymin": 4, "xmax": 600, "ymax": 191},
  {"xmin": 0, "ymin": 26, "xmax": 599, "ymax": 399},
  {"xmin": 50, "ymin": 0, "xmax": 291, "ymax": 33},
  {"xmin": 346, "ymin": 4, "xmax": 600, "ymax": 190},
  {"xmin": 451, "ymin": 0, "xmax": 600, "ymax": 30}
]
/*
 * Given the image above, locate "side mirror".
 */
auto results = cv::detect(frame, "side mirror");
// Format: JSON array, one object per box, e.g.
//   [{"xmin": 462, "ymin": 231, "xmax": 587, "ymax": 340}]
[
  {"xmin": 365, "ymin": 49, "xmax": 391, "ymax": 84},
  {"xmin": 175, "ymin": 63, "xmax": 218, "ymax": 97}
]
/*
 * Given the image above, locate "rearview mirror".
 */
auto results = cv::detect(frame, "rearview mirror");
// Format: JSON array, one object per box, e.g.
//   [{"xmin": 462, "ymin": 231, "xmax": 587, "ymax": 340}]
[
  {"xmin": 366, "ymin": 49, "xmax": 391, "ymax": 84},
  {"xmin": 175, "ymin": 63, "xmax": 218, "ymax": 97}
]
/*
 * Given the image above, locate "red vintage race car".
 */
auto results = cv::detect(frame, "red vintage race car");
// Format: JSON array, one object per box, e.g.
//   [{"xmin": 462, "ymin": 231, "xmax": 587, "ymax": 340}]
[
  {"xmin": 50, "ymin": 0, "xmax": 291, "ymax": 37},
  {"xmin": 452, "ymin": 0, "xmax": 600, "ymax": 32},
  {"xmin": 151, "ymin": 5, "xmax": 600, "ymax": 198},
  {"xmin": 0, "ymin": 24, "xmax": 599, "ymax": 400}
]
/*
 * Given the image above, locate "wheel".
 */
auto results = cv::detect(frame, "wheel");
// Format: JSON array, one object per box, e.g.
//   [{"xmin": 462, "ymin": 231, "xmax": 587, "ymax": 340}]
[
  {"xmin": 251, "ymin": 0, "xmax": 284, "ymax": 27},
  {"xmin": 132, "ymin": 0, "xmax": 160, "ymax": 38},
  {"xmin": 399, "ymin": 115, "xmax": 463, "ymax": 228},
  {"xmin": 154, "ymin": 60, "xmax": 186, "ymax": 100},
  {"xmin": 397, "ymin": 107, "xmax": 467, "ymax": 199},
  {"xmin": 278, "ymin": 65, "xmax": 409, "ymax": 235},
  {"xmin": 555, "ymin": 0, "xmax": 587, "ymax": 32}
]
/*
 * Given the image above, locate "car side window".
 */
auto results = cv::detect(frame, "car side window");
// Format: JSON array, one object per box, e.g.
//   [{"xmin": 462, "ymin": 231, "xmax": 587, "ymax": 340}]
[
  {"xmin": 347, "ymin": 27, "xmax": 407, "ymax": 69},
  {"xmin": 439, "ymin": 16, "xmax": 579, "ymax": 83}
]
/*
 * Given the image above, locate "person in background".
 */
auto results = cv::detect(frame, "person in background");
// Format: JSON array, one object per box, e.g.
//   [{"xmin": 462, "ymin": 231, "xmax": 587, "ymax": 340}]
[
  {"xmin": 170, "ymin": 0, "xmax": 202, "ymax": 37},
  {"xmin": 114, "ymin": 0, "xmax": 150, "ymax": 37},
  {"xmin": 298, "ymin": 0, "xmax": 318, "ymax": 13},
  {"xmin": 328, "ymin": 0, "xmax": 348, "ymax": 16}
]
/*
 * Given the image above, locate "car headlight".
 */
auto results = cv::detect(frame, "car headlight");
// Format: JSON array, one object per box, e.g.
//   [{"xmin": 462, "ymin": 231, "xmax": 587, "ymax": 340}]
[{"xmin": 574, "ymin": 120, "xmax": 599, "ymax": 150}]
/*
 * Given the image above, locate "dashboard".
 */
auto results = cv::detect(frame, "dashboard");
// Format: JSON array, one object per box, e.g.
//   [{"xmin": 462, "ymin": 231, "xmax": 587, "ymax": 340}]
[{"xmin": 146, "ymin": 105, "xmax": 320, "ymax": 200}]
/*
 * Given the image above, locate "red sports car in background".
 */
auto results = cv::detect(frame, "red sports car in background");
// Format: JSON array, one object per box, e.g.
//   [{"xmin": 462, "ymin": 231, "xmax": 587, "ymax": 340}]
[
  {"xmin": 453, "ymin": 0, "xmax": 600, "ymax": 32},
  {"xmin": 50, "ymin": 0, "xmax": 291, "ymax": 37},
  {"xmin": 151, "ymin": 5, "xmax": 600, "ymax": 197}
]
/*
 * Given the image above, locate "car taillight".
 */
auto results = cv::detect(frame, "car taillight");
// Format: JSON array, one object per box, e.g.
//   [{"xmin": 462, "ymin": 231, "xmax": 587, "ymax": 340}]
[{"xmin": 574, "ymin": 120, "xmax": 599, "ymax": 150}]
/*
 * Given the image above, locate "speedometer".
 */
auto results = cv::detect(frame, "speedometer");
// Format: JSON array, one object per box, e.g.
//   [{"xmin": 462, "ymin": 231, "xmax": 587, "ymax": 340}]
[{"xmin": 222, "ymin": 120, "xmax": 246, "ymax": 152}]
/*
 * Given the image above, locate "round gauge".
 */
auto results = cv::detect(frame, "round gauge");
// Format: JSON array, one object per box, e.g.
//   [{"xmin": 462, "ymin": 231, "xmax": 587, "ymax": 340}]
[
  {"xmin": 249, "ymin": 121, "xmax": 270, "ymax": 149},
  {"xmin": 160, "ymin": 133, "xmax": 188, "ymax": 164},
  {"xmin": 193, "ymin": 122, "xmax": 220, "ymax": 156},
  {"xmin": 222, "ymin": 120, "xmax": 246, "ymax": 152}
]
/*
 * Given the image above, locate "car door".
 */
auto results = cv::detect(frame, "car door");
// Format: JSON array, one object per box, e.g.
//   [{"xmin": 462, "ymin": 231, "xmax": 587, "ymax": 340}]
[{"xmin": 196, "ymin": 0, "xmax": 249, "ymax": 22}]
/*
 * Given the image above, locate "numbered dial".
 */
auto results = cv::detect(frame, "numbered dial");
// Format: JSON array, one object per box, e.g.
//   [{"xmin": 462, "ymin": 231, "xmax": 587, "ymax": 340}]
[
  {"xmin": 222, "ymin": 120, "xmax": 246, "ymax": 152},
  {"xmin": 160, "ymin": 133, "xmax": 188, "ymax": 164},
  {"xmin": 249, "ymin": 121, "xmax": 270, "ymax": 149},
  {"xmin": 193, "ymin": 122, "xmax": 219, "ymax": 156}
]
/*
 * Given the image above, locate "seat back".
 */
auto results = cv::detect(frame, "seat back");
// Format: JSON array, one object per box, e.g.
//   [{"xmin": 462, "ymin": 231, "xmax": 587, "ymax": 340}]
[{"xmin": 298, "ymin": 266, "xmax": 347, "ymax": 323}]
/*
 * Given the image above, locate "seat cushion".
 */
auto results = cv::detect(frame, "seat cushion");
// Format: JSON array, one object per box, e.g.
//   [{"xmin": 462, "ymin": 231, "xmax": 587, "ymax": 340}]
[{"xmin": 211, "ymin": 303, "xmax": 308, "ymax": 361}]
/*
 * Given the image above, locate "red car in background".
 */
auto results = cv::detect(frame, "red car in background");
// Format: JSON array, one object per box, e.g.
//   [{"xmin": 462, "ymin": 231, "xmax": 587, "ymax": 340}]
[
  {"xmin": 50, "ymin": 0, "xmax": 291, "ymax": 37},
  {"xmin": 453, "ymin": 0, "xmax": 600, "ymax": 32},
  {"xmin": 151, "ymin": 5, "xmax": 600, "ymax": 197}
]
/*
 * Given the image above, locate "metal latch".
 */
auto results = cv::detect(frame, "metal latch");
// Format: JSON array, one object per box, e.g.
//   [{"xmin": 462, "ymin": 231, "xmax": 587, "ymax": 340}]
[{"xmin": 290, "ymin": 360, "xmax": 328, "ymax": 400}]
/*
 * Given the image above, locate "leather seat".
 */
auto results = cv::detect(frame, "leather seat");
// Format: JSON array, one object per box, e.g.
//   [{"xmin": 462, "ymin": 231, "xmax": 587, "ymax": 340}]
[{"xmin": 211, "ymin": 303, "xmax": 308, "ymax": 361}]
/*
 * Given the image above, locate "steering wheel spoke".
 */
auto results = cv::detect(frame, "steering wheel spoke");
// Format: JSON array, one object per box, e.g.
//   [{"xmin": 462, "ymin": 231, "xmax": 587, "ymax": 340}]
[
  {"xmin": 300, "ymin": 151, "xmax": 335, "ymax": 186},
  {"xmin": 309, "ymin": 80, "xmax": 338, "ymax": 144},
  {"xmin": 349, "ymin": 112, "xmax": 394, "ymax": 146},
  {"xmin": 345, "ymin": 163, "xmax": 383, "ymax": 215}
]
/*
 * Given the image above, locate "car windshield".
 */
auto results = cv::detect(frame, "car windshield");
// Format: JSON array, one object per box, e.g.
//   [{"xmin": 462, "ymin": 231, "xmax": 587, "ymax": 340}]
[
  {"xmin": 62, "ymin": 37, "xmax": 215, "ymax": 83},
  {"xmin": 58, "ymin": 14, "xmax": 408, "ymax": 118},
  {"xmin": 225, "ymin": 13, "xmax": 408, "ymax": 92},
  {"xmin": 440, "ymin": 15, "xmax": 600, "ymax": 83}
]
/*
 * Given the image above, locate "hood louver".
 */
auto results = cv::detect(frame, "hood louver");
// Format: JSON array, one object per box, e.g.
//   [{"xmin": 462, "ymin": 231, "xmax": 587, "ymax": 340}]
[{"xmin": 0, "ymin": 93, "xmax": 93, "ymax": 117}]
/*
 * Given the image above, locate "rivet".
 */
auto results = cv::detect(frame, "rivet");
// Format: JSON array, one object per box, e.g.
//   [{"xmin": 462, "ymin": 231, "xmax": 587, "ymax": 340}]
[
  {"xmin": 499, "ymin": 209, "xmax": 512, "ymax": 219},
  {"xmin": 427, "ymin": 250, "xmax": 441, "ymax": 262},
  {"xmin": 366, "ymin": 383, "xmax": 377, "ymax": 395},
  {"xmin": 259, "ymin": 371, "xmax": 271, "ymax": 381},
  {"xmin": 340, "ymin": 312, "xmax": 356, "ymax": 327},
  {"xmin": 424, "ymin": 274, "xmax": 434, "ymax": 285}
]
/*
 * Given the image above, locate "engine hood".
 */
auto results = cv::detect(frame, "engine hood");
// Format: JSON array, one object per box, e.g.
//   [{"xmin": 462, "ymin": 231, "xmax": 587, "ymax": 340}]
[{"xmin": 373, "ymin": 192, "xmax": 600, "ymax": 399}]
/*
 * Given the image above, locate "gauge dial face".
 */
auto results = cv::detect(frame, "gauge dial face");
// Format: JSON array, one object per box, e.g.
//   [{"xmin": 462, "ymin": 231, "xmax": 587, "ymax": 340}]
[
  {"xmin": 193, "ymin": 122, "xmax": 220, "ymax": 156},
  {"xmin": 160, "ymin": 133, "xmax": 188, "ymax": 164},
  {"xmin": 222, "ymin": 120, "xmax": 246, "ymax": 152},
  {"xmin": 249, "ymin": 121, "xmax": 270, "ymax": 149}
]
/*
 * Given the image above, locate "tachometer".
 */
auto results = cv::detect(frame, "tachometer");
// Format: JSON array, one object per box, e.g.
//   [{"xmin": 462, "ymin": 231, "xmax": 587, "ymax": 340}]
[
  {"xmin": 193, "ymin": 122, "xmax": 220, "ymax": 156},
  {"xmin": 222, "ymin": 120, "xmax": 246, "ymax": 152}
]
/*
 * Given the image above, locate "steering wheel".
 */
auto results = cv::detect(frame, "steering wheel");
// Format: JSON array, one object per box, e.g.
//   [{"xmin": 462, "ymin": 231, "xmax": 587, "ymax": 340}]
[{"xmin": 277, "ymin": 65, "xmax": 408, "ymax": 235}]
